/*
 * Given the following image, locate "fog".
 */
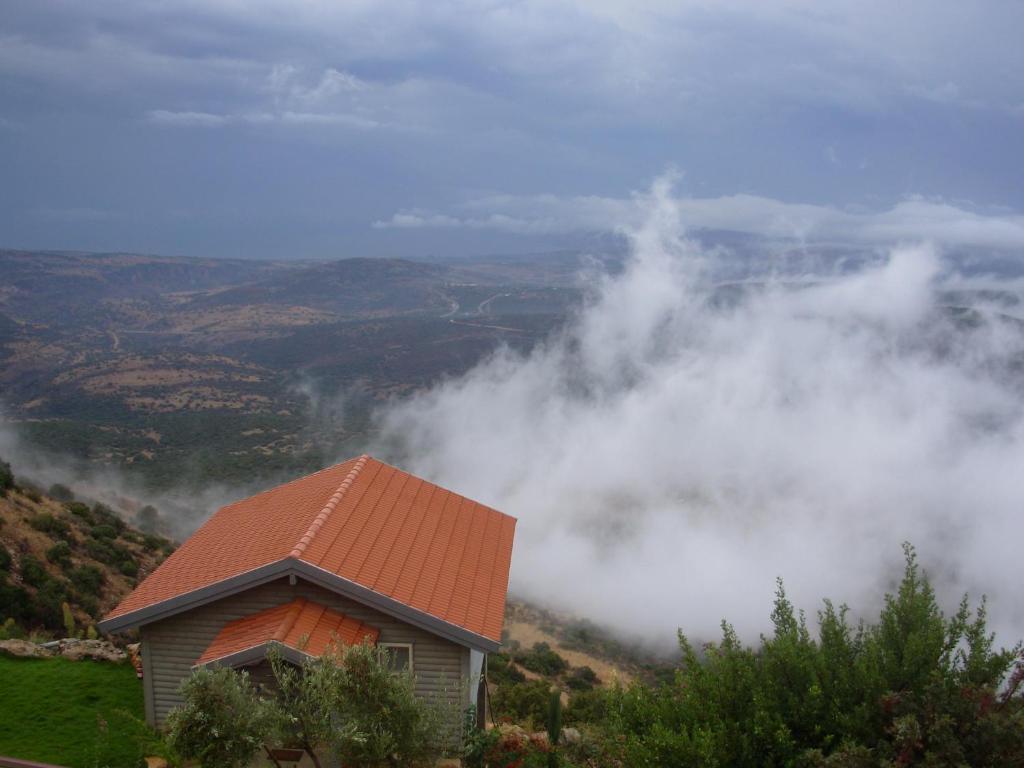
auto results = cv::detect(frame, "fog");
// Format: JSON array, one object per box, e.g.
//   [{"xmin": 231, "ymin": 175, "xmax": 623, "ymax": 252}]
[
  {"xmin": 0, "ymin": 419, "xmax": 260, "ymax": 539},
  {"xmin": 375, "ymin": 177, "xmax": 1024, "ymax": 646}
]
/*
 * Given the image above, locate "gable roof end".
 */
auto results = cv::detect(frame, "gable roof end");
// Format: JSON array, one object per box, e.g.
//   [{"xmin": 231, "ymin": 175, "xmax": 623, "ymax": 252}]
[
  {"xmin": 194, "ymin": 598, "xmax": 380, "ymax": 668},
  {"xmin": 99, "ymin": 456, "xmax": 516, "ymax": 649}
]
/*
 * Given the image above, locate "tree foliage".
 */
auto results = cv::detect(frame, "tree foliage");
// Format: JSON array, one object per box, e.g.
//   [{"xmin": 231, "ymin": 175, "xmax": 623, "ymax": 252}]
[
  {"xmin": 167, "ymin": 642, "xmax": 443, "ymax": 768},
  {"xmin": 601, "ymin": 544, "xmax": 1024, "ymax": 767},
  {"xmin": 165, "ymin": 666, "xmax": 274, "ymax": 768}
]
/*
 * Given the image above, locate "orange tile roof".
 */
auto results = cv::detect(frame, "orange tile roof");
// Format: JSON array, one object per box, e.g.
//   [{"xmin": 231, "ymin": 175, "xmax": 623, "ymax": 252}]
[
  {"xmin": 104, "ymin": 455, "xmax": 516, "ymax": 644},
  {"xmin": 195, "ymin": 598, "xmax": 379, "ymax": 666}
]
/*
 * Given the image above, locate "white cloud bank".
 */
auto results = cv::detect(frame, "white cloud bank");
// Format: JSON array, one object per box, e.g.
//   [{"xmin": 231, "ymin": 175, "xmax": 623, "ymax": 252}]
[
  {"xmin": 374, "ymin": 191, "xmax": 1024, "ymax": 251},
  {"xmin": 374, "ymin": 178, "xmax": 1024, "ymax": 646}
]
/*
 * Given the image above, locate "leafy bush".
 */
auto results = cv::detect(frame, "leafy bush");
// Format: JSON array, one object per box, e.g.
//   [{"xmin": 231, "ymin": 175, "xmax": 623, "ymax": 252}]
[
  {"xmin": 166, "ymin": 666, "xmax": 273, "ymax": 768},
  {"xmin": 0, "ymin": 616, "xmax": 24, "ymax": 640},
  {"xmin": 166, "ymin": 642, "xmax": 443, "ymax": 768},
  {"xmin": 69, "ymin": 564, "xmax": 105, "ymax": 597},
  {"xmin": 268, "ymin": 641, "xmax": 443, "ymax": 768},
  {"xmin": 518, "ymin": 642, "xmax": 569, "ymax": 677},
  {"xmin": 19, "ymin": 554, "xmax": 50, "ymax": 588},
  {"xmin": 565, "ymin": 688, "xmax": 609, "ymax": 726},
  {"xmin": 65, "ymin": 501, "xmax": 94, "ymax": 524},
  {"xmin": 0, "ymin": 576, "xmax": 31, "ymax": 624},
  {"xmin": 118, "ymin": 558, "xmax": 140, "ymax": 578},
  {"xmin": 83, "ymin": 537, "xmax": 133, "ymax": 567},
  {"xmin": 0, "ymin": 458, "xmax": 13, "ymax": 497},
  {"xmin": 46, "ymin": 541, "xmax": 73, "ymax": 569},
  {"xmin": 33, "ymin": 579, "xmax": 69, "ymax": 629},
  {"xmin": 565, "ymin": 665, "xmax": 599, "ymax": 691},
  {"xmin": 599, "ymin": 544, "xmax": 1024, "ymax": 767},
  {"xmin": 74, "ymin": 593, "xmax": 99, "ymax": 618},
  {"xmin": 89, "ymin": 524, "xmax": 119, "ymax": 541},
  {"xmin": 91, "ymin": 503, "xmax": 126, "ymax": 534},
  {"xmin": 27, "ymin": 513, "xmax": 71, "ymax": 540},
  {"xmin": 84, "ymin": 538, "xmax": 116, "ymax": 564},
  {"xmin": 489, "ymin": 651, "xmax": 527, "ymax": 686},
  {"xmin": 48, "ymin": 483, "xmax": 74, "ymax": 502},
  {"xmin": 492, "ymin": 679, "xmax": 553, "ymax": 727}
]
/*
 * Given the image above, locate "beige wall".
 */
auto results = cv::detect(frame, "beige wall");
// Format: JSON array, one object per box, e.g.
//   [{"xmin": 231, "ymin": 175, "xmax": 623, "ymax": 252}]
[{"xmin": 140, "ymin": 577, "xmax": 470, "ymax": 736}]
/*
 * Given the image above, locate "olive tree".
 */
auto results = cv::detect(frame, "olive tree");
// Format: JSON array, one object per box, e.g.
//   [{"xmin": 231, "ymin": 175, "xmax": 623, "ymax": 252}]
[{"xmin": 165, "ymin": 666, "xmax": 275, "ymax": 768}]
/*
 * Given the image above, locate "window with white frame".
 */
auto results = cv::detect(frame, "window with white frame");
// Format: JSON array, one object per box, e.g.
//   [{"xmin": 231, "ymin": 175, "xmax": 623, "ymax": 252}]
[{"xmin": 379, "ymin": 643, "xmax": 413, "ymax": 674}]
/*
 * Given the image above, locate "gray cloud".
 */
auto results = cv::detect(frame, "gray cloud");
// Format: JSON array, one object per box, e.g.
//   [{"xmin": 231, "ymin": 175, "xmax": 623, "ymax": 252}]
[{"xmin": 2, "ymin": 1, "xmax": 1023, "ymax": 257}]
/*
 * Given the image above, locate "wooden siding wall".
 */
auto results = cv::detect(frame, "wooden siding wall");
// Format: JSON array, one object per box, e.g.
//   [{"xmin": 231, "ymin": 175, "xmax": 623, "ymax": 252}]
[{"xmin": 141, "ymin": 578, "xmax": 469, "ymax": 730}]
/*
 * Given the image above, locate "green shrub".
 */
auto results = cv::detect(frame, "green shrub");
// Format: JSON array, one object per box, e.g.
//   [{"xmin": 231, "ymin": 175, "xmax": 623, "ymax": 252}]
[
  {"xmin": 489, "ymin": 652, "xmax": 527, "ymax": 686},
  {"xmin": 0, "ymin": 577, "xmax": 31, "ymax": 624},
  {"xmin": 0, "ymin": 543, "xmax": 11, "ymax": 572},
  {"xmin": 48, "ymin": 483, "xmax": 74, "ymax": 502},
  {"xmin": 27, "ymin": 513, "xmax": 71, "ymax": 539},
  {"xmin": 33, "ymin": 579, "xmax": 69, "ymax": 629},
  {"xmin": 90, "ymin": 524, "xmax": 119, "ymax": 541},
  {"xmin": 46, "ymin": 541, "xmax": 73, "ymax": 569},
  {"xmin": 19, "ymin": 554, "xmax": 50, "ymax": 588},
  {"xmin": 599, "ymin": 544, "xmax": 1024, "ymax": 767},
  {"xmin": 118, "ymin": 558, "xmax": 139, "ymax": 578},
  {"xmin": 74, "ymin": 593, "xmax": 99, "ymax": 618},
  {"xmin": 69, "ymin": 564, "xmax": 105, "ymax": 597},
  {"xmin": 84, "ymin": 537, "xmax": 134, "ymax": 567},
  {"xmin": 565, "ymin": 688, "xmax": 609, "ymax": 726},
  {"xmin": 0, "ymin": 616, "xmax": 24, "ymax": 640},
  {"xmin": 84, "ymin": 538, "xmax": 116, "ymax": 564},
  {"xmin": 0, "ymin": 458, "xmax": 13, "ymax": 497},
  {"xmin": 565, "ymin": 665, "xmax": 599, "ymax": 691},
  {"xmin": 269, "ymin": 641, "xmax": 444, "ymax": 768},
  {"xmin": 65, "ymin": 501, "xmax": 94, "ymax": 524},
  {"xmin": 166, "ymin": 667, "xmax": 273, "ymax": 768},
  {"xmin": 492, "ymin": 679, "xmax": 553, "ymax": 727},
  {"xmin": 91, "ymin": 503, "xmax": 126, "ymax": 534},
  {"xmin": 518, "ymin": 642, "xmax": 569, "ymax": 677}
]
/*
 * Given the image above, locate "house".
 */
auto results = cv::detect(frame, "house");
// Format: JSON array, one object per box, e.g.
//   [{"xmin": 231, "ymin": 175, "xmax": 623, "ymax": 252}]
[{"xmin": 98, "ymin": 454, "xmax": 517, "ymax": 738}]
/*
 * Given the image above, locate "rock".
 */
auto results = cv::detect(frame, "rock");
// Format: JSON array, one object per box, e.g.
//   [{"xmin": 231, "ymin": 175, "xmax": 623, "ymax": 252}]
[
  {"xmin": 0, "ymin": 638, "xmax": 53, "ymax": 658},
  {"xmin": 127, "ymin": 642, "xmax": 144, "ymax": 677},
  {"xmin": 57, "ymin": 638, "xmax": 127, "ymax": 663},
  {"xmin": 559, "ymin": 727, "xmax": 582, "ymax": 746}
]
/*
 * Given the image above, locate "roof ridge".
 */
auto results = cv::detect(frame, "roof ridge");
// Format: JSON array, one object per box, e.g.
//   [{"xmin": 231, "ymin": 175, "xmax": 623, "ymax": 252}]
[
  {"xmin": 273, "ymin": 598, "xmax": 306, "ymax": 642},
  {"xmin": 289, "ymin": 454, "xmax": 370, "ymax": 559}
]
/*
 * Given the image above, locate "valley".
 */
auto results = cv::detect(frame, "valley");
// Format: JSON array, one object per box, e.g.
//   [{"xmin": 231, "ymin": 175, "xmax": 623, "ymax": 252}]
[{"xmin": 0, "ymin": 249, "xmax": 589, "ymax": 494}]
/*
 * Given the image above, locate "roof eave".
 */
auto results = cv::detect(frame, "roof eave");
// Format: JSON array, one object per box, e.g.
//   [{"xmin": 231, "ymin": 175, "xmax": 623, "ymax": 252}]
[
  {"xmin": 97, "ymin": 558, "xmax": 501, "ymax": 653},
  {"xmin": 193, "ymin": 640, "xmax": 312, "ymax": 671}
]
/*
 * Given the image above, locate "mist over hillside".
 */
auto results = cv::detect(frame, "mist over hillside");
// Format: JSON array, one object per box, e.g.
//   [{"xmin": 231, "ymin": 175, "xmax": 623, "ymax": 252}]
[{"xmin": 374, "ymin": 178, "xmax": 1024, "ymax": 645}]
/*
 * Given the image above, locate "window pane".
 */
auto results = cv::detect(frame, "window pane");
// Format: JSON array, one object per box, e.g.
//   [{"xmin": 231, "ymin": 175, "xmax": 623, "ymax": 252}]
[{"xmin": 382, "ymin": 645, "xmax": 410, "ymax": 672}]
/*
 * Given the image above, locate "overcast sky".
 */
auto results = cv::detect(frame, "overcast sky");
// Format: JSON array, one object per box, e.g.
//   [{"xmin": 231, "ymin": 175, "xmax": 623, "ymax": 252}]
[{"xmin": 3, "ymin": 1, "xmax": 1023, "ymax": 259}]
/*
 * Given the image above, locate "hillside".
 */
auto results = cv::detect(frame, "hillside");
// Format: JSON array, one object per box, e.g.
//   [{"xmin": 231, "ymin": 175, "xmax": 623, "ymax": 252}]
[
  {"xmin": 0, "ymin": 249, "xmax": 583, "ymax": 494},
  {"xmin": 0, "ymin": 463, "xmax": 175, "ymax": 635}
]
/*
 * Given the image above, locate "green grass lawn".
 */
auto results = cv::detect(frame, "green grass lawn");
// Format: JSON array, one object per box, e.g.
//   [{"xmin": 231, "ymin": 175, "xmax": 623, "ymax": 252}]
[{"xmin": 0, "ymin": 654, "xmax": 151, "ymax": 767}]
